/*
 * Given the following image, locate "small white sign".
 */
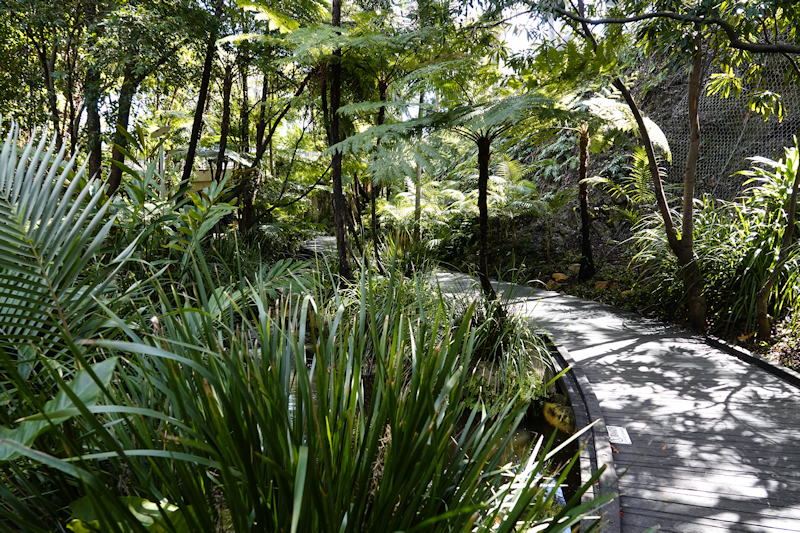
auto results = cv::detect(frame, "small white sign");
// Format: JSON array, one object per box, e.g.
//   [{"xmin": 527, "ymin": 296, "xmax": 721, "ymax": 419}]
[{"xmin": 607, "ymin": 426, "xmax": 632, "ymax": 445}]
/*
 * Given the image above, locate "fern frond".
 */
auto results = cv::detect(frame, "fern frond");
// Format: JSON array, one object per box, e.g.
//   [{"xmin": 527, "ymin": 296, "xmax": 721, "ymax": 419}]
[{"xmin": 584, "ymin": 97, "xmax": 672, "ymax": 162}]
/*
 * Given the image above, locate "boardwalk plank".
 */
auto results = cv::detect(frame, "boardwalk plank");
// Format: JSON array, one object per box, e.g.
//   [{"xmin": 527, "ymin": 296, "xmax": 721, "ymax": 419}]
[
  {"xmin": 437, "ymin": 277, "xmax": 800, "ymax": 532},
  {"xmin": 618, "ymin": 479, "xmax": 800, "ymax": 506},
  {"xmin": 602, "ymin": 416, "xmax": 797, "ymax": 439},
  {"xmin": 511, "ymin": 285, "xmax": 800, "ymax": 533},
  {"xmin": 622, "ymin": 510, "xmax": 796, "ymax": 533},
  {"xmin": 611, "ymin": 454, "xmax": 800, "ymax": 484},
  {"xmin": 622, "ymin": 496, "xmax": 800, "ymax": 531},
  {"xmin": 618, "ymin": 486, "xmax": 800, "ymax": 519}
]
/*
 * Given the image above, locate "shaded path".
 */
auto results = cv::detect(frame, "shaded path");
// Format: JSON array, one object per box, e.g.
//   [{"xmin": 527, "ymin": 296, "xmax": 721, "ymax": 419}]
[{"xmin": 435, "ymin": 272, "xmax": 800, "ymax": 532}]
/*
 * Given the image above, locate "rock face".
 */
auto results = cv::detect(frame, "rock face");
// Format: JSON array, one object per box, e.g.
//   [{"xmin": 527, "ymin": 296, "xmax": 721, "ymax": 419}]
[{"xmin": 591, "ymin": 219, "xmax": 612, "ymax": 239}]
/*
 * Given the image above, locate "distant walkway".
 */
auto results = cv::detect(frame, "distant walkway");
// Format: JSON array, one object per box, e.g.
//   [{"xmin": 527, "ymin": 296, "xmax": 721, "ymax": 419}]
[{"xmin": 435, "ymin": 272, "xmax": 800, "ymax": 532}]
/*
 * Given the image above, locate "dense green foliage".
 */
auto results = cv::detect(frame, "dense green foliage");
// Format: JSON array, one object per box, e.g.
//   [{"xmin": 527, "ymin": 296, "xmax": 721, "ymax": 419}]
[
  {"xmin": 2, "ymin": 0, "xmax": 800, "ymax": 527},
  {"xmin": 633, "ymin": 144, "xmax": 800, "ymax": 334},
  {"xmin": 0, "ymin": 121, "xmax": 610, "ymax": 531}
]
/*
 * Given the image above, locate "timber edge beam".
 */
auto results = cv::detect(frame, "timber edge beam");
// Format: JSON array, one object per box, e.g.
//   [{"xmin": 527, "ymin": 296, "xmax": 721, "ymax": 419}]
[
  {"xmin": 706, "ymin": 335, "xmax": 800, "ymax": 390},
  {"xmin": 548, "ymin": 338, "xmax": 622, "ymax": 533}
]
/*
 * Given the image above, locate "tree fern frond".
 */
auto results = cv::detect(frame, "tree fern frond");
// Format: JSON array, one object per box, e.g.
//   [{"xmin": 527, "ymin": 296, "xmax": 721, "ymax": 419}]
[{"xmin": 584, "ymin": 97, "xmax": 672, "ymax": 162}]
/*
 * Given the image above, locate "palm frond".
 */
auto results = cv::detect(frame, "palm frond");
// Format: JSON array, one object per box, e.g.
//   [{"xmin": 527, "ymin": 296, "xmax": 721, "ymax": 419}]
[{"xmin": 0, "ymin": 120, "xmax": 135, "ymax": 358}]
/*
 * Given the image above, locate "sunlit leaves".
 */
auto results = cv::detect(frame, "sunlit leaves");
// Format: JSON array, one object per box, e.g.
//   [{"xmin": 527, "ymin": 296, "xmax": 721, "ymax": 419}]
[
  {"xmin": 747, "ymin": 89, "xmax": 786, "ymax": 122},
  {"xmin": 707, "ymin": 67, "xmax": 743, "ymax": 99}
]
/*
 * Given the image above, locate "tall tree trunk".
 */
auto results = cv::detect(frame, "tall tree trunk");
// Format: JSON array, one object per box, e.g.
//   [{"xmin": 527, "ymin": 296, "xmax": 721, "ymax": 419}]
[
  {"xmin": 239, "ymin": 57, "xmax": 250, "ymax": 154},
  {"xmin": 85, "ymin": 68, "xmax": 102, "ymax": 179},
  {"xmin": 477, "ymin": 135, "xmax": 497, "ymax": 301},
  {"xmin": 578, "ymin": 124, "xmax": 595, "ymax": 281},
  {"xmin": 269, "ymin": 122, "xmax": 275, "ymax": 176},
  {"xmin": 107, "ymin": 66, "xmax": 138, "ymax": 196},
  {"xmin": 31, "ymin": 29, "xmax": 62, "ymax": 149},
  {"xmin": 244, "ymin": 73, "xmax": 269, "ymax": 233},
  {"xmin": 181, "ymin": 0, "xmax": 224, "ymax": 190},
  {"xmin": 414, "ymin": 91, "xmax": 424, "ymax": 242},
  {"xmin": 330, "ymin": 0, "xmax": 353, "ymax": 281},
  {"xmin": 85, "ymin": 66, "xmax": 102, "ymax": 179},
  {"xmin": 216, "ymin": 63, "xmax": 233, "ymax": 181},
  {"xmin": 255, "ymin": 74, "xmax": 268, "ymax": 162},
  {"xmin": 66, "ymin": 50, "xmax": 77, "ymax": 155},
  {"xmin": 84, "ymin": 0, "xmax": 102, "ymax": 180},
  {"xmin": 64, "ymin": 23, "xmax": 82, "ymax": 156},
  {"xmin": 676, "ymin": 37, "xmax": 706, "ymax": 332}
]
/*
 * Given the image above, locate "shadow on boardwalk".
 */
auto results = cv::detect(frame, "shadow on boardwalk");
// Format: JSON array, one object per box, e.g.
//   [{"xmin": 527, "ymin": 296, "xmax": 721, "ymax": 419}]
[{"xmin": 434, "ymin": 272, "xmax": 800, "ymax": 532}]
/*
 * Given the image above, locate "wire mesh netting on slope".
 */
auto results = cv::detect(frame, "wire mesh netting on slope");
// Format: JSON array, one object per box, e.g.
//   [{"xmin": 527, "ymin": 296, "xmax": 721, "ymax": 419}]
[{"xmin": 641, "ymin": 55, "xmax": 800, "ymax": 201}]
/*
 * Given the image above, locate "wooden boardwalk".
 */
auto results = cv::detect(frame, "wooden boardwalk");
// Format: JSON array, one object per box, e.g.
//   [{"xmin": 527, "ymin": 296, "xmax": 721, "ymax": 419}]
[{"xmin": 495, "ymin": 284, "xmax": 800, "ymax": 533}]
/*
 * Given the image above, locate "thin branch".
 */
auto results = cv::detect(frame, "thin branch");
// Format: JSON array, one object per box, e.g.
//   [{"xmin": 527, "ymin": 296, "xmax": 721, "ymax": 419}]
[
  {"xmin": 275, "ymin": 125, "xmax": 307, "ymax": 203},
  {"xmin": 262, "ymin": 162, "xmax": 332, "ymax": 217},
  {"xmin": 541, "ymin": 4, "xmax": 800, "ymax": 55},
  {"xmin": 251, "ymin": 68, "xmax": 314, "ymax": 170},
  {"xmin": 465, "ymin": 9, "xmax": 535, "ymax": 32},
  {"xmin": 781, "ymin": 52, "xmax": 800, "ymax": 81}
]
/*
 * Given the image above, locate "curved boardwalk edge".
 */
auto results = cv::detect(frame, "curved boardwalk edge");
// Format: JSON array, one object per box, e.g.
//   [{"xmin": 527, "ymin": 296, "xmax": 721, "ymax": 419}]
[
  {"xmin": 518, "ymin": 288, "xmax": 800, "ymax": 532},
  {"xmin": 437, "ymin": 272, "xmax": 800, "ymax": 531},
  {"xmin": 431, "ymin": 271, "xmax": 622, "ymax": 531},
  {"xmin": 549, "ymin": 338, "xmax": 622, "ymax": 533},
  {"xmin": 705, "ymin": 335, "xmax": 800, "ymax": 390}
]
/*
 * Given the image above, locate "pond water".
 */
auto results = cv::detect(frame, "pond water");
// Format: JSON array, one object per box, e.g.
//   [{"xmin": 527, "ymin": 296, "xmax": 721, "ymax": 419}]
[{"xmin": 508, "ymin": 410, "xmax": 581, "ymax": 504}]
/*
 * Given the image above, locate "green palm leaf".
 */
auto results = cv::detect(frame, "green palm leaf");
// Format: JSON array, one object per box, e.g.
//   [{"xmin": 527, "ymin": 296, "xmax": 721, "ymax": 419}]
[{"xmin": 0, "ymin": 120, "xmax": 136, "ymax": 358}]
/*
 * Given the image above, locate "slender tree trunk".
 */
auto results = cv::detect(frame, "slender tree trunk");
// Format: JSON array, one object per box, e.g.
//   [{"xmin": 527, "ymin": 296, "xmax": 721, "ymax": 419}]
[
  {"xmin": 244, "ymin": 73, "xmax": 269, "ymax": 233},
  {"xmin": 239, "ymin": 57, "xmax": 250, "ymax": 153},
  {"xmin": 578, "ymin": 124, "xmax": 596, "ymax": 281},
  {"xmin": 614, "ymin": 66, "xmax": 707, "ymax": 329},
  {"xmin": 65, "ymin": 47, "xmax": 77, "ymax": 155},
  {"xmin": 31, "ymin": 29, "xmax": 62, "ymax": 149},
  {"xmin": 330, "ymin": 0, "xmax": 353, "ymax": 281},
  {"xmin": 181, "ymin": 0, "xmax": 224, "ymax": 190},
  {"xmin": 756, "ymin": 158, "xmax": 800, "ymax": 339},
  {"xmin": 216, "ymin": 63, "xmax": 233, "ymax": 181},
  {"xmin": 84, "ymin": 0, "xmax": 102, "ymax": 180},
  {"xmin": 269, "ymin": 124, "xmax": 275, "ymax": 176},
  {"xmin": 255, "ymin": 73, "xmax": 268, "ymax": 162},
  {"xmin": 107, "ymin": 66, "xmax": 138, "ymax": 196},
  {"xmin": 477, "ymin": 135, "xmax": 497, "ymax": 301},
  {"xmin": 674, "ymin": 37, "xmax": 707, "ymax": 332},
  {"xmin": 414, "ymin": 91, "xmax": 424, "ymax": 243},
  {"xmin": 85, "ymin": 65, "xmax": 102, "ymax": 179}
]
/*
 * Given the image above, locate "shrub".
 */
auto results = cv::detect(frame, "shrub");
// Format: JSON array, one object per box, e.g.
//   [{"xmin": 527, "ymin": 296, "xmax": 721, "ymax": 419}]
[{"xmin": 630, "ymin": 142, "xmax": 800, "ymax": 333}]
